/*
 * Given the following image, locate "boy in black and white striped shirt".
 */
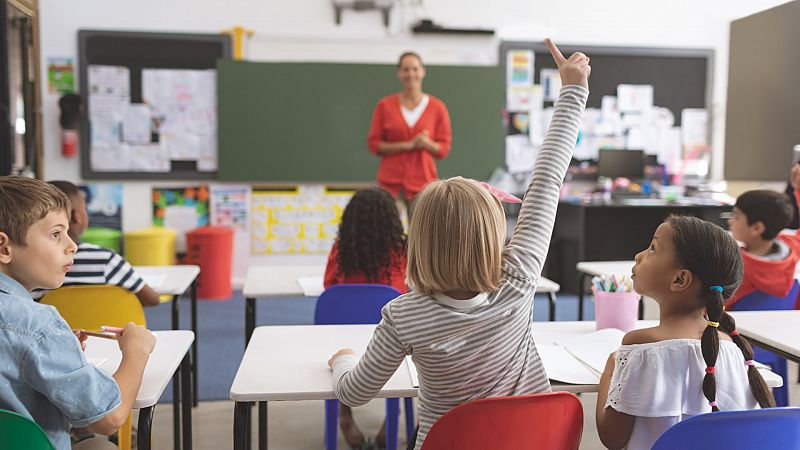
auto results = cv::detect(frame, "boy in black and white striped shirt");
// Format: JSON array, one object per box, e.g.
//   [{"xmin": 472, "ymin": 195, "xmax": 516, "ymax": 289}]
[{"xmin": 32, "ymin": 181, "xmax": 159, "ymax": 307}]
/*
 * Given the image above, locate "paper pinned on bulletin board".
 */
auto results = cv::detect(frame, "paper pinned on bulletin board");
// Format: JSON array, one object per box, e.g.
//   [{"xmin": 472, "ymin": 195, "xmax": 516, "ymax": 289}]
[
  {"xmin": 152, "ymin": 186, "xmax": 210, "ymax": 252},
  {"xmin": 209, "ymin": 185, "xmax": 251, "ymax": 233},
  {"xmin": 617, "ymin": 84, "xmax": 654, "ymax": 113},
  {"xmin": 506, "ymin": 50, "xmax": 534, "ymax": 86},
  {"xmin": 47, "ymin": 57, "xmax": 75, "ymax": 94},
  {"xmin": 250, "ymin": 187, "xmax": 353, "ymax": 255},
  {"xmin": 540, "ymin": 68, "xmax": 562, "ymax": 102},
  {"xmin": 506, "ymin": 135, "xmax": 537, "ymax": 174},
  {"xmin": 79, "ymin": 183, "xmax": 123, "ymax": 231},
  {"xmin": 680, "ymin": 108, "xmax": 709, "ymax": 147}
]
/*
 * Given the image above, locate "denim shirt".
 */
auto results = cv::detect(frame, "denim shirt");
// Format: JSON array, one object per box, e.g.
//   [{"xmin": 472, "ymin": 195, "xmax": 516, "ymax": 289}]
[{"xmin": 0, "ymin": 272, "xmax": 121, "ymax": 450}]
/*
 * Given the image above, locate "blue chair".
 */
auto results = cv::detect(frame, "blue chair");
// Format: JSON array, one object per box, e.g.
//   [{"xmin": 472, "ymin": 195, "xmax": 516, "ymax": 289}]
[
  {"xmin": 315, "ymin": 284, "xmax": 414, "ymax": 450},
  {"xmin": 731, "ymin": 280, "xmax": 799, "ymax": 406},
  {"xmin": 652, "ymin": 408, "xmax": 800, "ymax": 450}
]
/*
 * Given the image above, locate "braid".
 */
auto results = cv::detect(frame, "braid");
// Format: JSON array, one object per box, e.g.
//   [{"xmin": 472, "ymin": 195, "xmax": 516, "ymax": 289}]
[
  {"xmin": 719, "ymin": 313, "xmax": 777, "ymax": 408},
  {"xmin": 700, "ymin": 289, "xmax": 723, "ymax": 411}
]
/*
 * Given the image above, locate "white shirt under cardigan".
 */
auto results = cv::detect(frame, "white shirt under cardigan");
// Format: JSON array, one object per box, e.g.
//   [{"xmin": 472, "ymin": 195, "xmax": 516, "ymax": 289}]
[
  {"xmin": 605, "ymin": 339, "xmax": 758, "ymax": 450},
  {"xmin": 400, "ymin": 94, "xmax": 429, "ymax": 127}
]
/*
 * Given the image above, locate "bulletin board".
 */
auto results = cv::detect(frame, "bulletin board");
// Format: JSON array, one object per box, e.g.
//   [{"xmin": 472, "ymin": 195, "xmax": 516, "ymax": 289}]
[
  {"xmin": 499, "ymin": 42, "xmax": 713, "ymax": 176},
  {"xmin": 78, "ymin": 30, "xmax": 231, "ymax": 180}
]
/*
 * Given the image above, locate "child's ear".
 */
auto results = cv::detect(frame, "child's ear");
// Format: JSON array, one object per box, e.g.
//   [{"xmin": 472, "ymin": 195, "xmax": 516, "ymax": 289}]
[
  {"xmin": 0, "ymin": 232, "xmax": 13, "ymax": 264},
  {"xmin": 670, "ymin": 268, "xmax": 693, "ymax": 292},
  {"xmin": 751, "ymin": 221, "xmax": 766, "ymax": 237}
]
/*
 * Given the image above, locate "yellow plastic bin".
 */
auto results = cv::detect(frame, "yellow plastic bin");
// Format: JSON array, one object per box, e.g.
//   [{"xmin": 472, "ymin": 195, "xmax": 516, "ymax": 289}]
[{"xmin": 123, "ymin": 227, "xmax": 177, "ymax": 266}]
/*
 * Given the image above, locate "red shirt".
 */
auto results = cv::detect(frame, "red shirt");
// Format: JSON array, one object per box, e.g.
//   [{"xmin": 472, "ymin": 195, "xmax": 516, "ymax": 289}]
[
  {"xmin": 323, "ymin": 241, "xmax": 408, "ymax": 294},
  {"xmin": 367, "ymin": 94, "xmax": 452, "ymax": 199}
]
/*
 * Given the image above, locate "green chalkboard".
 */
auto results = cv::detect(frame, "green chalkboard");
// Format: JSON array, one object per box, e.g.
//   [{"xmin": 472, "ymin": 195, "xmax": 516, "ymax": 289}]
[{"xmin": 217, "ymin": 60, "xmax": 504, "ymax": 182}]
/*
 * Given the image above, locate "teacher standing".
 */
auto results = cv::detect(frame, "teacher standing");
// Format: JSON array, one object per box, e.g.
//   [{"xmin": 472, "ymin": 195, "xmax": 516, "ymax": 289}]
[{"xmin": 367, "ymin": 52, "xmax": 452, "ymax": 219}]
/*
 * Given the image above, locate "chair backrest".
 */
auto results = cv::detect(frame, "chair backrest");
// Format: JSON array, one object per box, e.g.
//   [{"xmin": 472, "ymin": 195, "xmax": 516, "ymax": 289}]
[
  {"xmin": 314, "ymin": 284, "xmax": 401, "ymax": 325},
  {"xmin": 734, "ymin": 280, "xmax": 800, "ymax": 311},
  {"xmin": 40, "ymin": 285, "xmax": 147, "ymax": 330},
  {"xmin": 420, "ymin": 392, "xmax": 583, "ymax": 450},
  {"xmin": 652, "ymin": 407, "xmax": 800, "ymax": 450},
  {"xmin": 0, "ymin": 409, "xmax": 54, "ymax": 450}
]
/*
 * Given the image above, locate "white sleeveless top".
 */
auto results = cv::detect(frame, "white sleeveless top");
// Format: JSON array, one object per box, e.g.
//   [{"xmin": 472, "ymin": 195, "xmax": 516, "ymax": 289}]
[{"xmin": 605, "ymin": 339, "xmax": 759, "ymax": 450}]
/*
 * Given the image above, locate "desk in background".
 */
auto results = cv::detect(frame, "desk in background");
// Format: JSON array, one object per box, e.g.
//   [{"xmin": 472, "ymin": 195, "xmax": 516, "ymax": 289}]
[{"xmin": 546, "ymin": 198, "xmax": 731, "ymax": 293}]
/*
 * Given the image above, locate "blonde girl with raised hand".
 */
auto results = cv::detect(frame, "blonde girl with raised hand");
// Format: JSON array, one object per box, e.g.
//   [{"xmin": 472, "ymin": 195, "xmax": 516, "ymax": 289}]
[{"xmin": 327, "ymin": 39, "xmax": 590, "ymax": 450}]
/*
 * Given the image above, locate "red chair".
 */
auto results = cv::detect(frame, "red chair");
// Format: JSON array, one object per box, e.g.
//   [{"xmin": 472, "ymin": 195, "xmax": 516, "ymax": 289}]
[{"xmin": 421, "ymin": 392, "xmax": 583, "ymax": 450}]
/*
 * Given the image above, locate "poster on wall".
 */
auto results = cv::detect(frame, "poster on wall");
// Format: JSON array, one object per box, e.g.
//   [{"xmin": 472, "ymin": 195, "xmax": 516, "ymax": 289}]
[
  {"xmin": 79, "ymin": 183, "xmax": 123, "ymax": 230},
  {"xmin": 47, "ymin": 57, "xmax": 75, "ymax": 94},
  {"xmin": 250, "ymin": 186, "xmax": 352, "ymax": 255},
  {"xmin": 152, "ymin": 186, "xmax": 209, "ymax": 252},
  {"xmin": 209, "ymin": 185, "xmax": 250, "ymax": 232}
]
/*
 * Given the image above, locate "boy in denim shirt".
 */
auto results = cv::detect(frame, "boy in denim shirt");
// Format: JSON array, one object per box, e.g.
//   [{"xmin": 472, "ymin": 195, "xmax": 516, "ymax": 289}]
[{"xmin": 0, "ymin": 176, "xmax": 155, "ymax": 450}]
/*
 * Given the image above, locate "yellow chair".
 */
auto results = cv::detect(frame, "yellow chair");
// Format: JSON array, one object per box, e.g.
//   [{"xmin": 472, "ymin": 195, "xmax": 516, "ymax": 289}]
[{"xmin": 41, "ymin": 285, "xmax": 146, "ymax": 450}]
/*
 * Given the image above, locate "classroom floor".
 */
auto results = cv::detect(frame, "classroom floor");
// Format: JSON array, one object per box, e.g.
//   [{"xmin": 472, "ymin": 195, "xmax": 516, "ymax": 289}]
[{"xmin": 135, "ymin": 291, "xmax": 800, "ymax": 449}]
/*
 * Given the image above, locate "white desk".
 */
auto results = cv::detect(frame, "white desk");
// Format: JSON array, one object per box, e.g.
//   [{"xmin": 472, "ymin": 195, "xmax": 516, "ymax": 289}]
[
  {"xmin": 230, "ymin": 322, "xmax": 782, "ymax": 450},
  {"xmin": 243, "ymin": 265, "xmax": 563, "ymax": 343},
  {"xmin": 729, "ymin": 311, "xmax": 800, "ymax": 364},
  {"xmin": 135, "ymin": 265, "xmax": 201, "ymax": 408},
  {"xmin": 86, "ymin": 330, "xmax": 194, "ymax": 450}
]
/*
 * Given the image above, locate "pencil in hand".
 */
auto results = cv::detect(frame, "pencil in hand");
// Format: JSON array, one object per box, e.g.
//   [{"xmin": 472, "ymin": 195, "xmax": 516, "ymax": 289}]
[{"xmin": 80, "ymin": 330, "xmax": 119, "ymax": 340}]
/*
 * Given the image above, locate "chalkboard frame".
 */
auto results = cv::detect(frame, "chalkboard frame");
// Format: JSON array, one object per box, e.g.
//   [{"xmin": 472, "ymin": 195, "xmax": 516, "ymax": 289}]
[{"xmin": 78, "ymin": 29, "xmax": 231, "ymax": 180}]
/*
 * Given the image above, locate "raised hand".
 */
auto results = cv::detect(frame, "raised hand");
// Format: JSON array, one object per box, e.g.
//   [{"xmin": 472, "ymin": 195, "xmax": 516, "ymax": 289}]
[{"xmin": 545, "ymin": 38, "xmax": 590, "ymax": 89}]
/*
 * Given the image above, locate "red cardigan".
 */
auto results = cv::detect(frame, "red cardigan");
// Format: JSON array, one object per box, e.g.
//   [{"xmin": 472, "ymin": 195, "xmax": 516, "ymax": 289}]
[
  {"xmin": 367, "ymin": 94, "xmax": 452, "ymax": 199},
  {"xmin": 323, "ymin": 241, "xmax": 408, "ymax": 294}
]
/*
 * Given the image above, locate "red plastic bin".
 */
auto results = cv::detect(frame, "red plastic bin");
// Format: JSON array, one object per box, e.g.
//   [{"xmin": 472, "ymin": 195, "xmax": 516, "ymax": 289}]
[{"xmin": 184, "ymin": 226, "xmax": 234, "ymax": 300}]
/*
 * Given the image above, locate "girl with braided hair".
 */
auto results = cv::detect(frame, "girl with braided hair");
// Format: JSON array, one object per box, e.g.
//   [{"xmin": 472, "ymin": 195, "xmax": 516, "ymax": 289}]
[{"xmin": 596, "ymin": 215, "xmax": 775, "ymax": 450}]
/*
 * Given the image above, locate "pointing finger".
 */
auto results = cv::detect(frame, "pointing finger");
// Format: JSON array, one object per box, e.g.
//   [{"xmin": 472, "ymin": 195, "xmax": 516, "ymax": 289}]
[{"xmin": 545, "ymin": 38, "xmax": 567, "ymax": 66}]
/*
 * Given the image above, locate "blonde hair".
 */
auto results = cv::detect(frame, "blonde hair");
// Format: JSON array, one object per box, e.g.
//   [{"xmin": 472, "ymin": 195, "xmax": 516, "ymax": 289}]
[
  {"xmin": 0, "ymin": 176, "xmax": 71, "ymax": 246},
  {"xmin": 407, "ymin": 178, "xmax": 506, "ymax": 294}
]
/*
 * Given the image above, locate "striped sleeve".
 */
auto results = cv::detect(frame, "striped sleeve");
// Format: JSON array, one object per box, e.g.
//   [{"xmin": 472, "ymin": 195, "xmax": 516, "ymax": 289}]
[
  {"xmin": 503, "ymin": 85, "xmax": 588, "ymax": 282},
  {"xmin": 331, "ymin": 303, "xmax": 407, "ymax": 407},
  {"xmin": 104, "ymin": 251, "xmax": 145, "ymax": 294}
]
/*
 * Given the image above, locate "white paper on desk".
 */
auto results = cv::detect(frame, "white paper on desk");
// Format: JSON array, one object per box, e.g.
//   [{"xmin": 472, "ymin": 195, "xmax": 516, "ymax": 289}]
[
  {"xmin": 556, "ymin": 328, "xmax": 625, "ymax": 374},
  {"xmin": 405, "ymin": 356, "xmax": 419, "ymax": 388},
  {"xmin": 681, "ymin": 108, "xmax": 708, "ymax": 146},
  {"xmin": 617, "ymin": 84, "xmax": 653, "ymax": 113},
  {"xmin": 538, "ymin": 344, "xmax": 599, "ymax": 385},
  {"xmin": 140, "ymin": 273, "xmax": 166, "ymax": 290},
  {"xmin": 88, "ymin": 358, "xmax": 109, "ymax": 369},
  {"xmin": 297, "ymin": 276, "xmax": 324, "ymax": 297},
  {"xmin": 505, "ymin": 135, "xmax": 537, "ymax": 174}
]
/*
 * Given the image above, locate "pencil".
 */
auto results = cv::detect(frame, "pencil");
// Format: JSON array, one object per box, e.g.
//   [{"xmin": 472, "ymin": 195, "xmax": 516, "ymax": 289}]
[{"xmin": 82, "ymin": 330, "xmax": 119, "ymax": 340}]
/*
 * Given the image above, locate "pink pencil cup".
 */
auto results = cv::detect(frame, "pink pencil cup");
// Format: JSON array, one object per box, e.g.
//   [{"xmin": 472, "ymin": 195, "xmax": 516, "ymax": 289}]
[{"xmin": 593, "ymin": 287, "xmax": 640, "ymax": 332}]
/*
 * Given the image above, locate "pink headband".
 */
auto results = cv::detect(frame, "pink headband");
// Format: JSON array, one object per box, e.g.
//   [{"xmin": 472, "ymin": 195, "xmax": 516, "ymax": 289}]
[{"xmin": 477, "ymin": 181, "xmax": 523, "ymax": 204}]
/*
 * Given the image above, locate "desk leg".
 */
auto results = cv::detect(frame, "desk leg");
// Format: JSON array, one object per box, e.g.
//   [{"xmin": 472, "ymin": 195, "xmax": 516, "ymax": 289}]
[
  {"xmin": 137, "ymin": 406, "xmax": 154, "ymax": 450},
  {"xmin": 234, "ymin": 401, "xmax": 252, "ymax": 450},
  {"xmin": 578, "ymin": 272, "xmax": 587, "ymax": 321},
  {"xmin": 172, "ymin": 365, "xmax": 181, "ymax": 450},
  {"xmin": 245, "ymin": 297, "xmax": 256, "ymax": 345},
  {"xmin": 191, "ymin": 280, "xmax": 199, "ymax": 407},
  {"xmin": 258, "ymin": 401, "xmax": 267, "ymax": 450},
  {"xmin": 548, "ymin": 292, "xmax": 556, "ymax": 321},
  {"xmin": 181, "ymin": 353, "xmax": 193, "ymax": 450}
]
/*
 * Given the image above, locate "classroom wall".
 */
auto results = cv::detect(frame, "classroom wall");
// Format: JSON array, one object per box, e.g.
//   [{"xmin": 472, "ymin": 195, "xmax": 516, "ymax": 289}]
[{"xmin": 37, "ymin": 0, "xmax": 791, "ymax": 282}]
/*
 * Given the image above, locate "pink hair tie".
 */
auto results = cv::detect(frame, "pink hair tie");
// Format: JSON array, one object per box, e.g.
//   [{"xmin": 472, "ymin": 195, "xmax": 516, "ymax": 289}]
[
  {"xmin": 729, "ymin": 329, "xmax": 740, "ymax": 337},
  {"xmin": 744, "ymin": 360, "xmax": 756, "ymax": 366},
  {"xmin": 477, "ymin": 181, "xmax": 523, "ymax": 204},
  {"xmin": 708, "ymin": 401, "xmax": 718, "ymax": 407},
  {"xmin": 705, "ymin": 367, "xmax": 716, "ymax": 374}
]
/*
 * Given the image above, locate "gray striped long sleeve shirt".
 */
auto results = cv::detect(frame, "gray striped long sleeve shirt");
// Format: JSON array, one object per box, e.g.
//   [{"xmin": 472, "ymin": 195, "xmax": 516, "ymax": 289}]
[{"xmin": 332, "ymin": 85, "xmax": 588, "ymax": 449}]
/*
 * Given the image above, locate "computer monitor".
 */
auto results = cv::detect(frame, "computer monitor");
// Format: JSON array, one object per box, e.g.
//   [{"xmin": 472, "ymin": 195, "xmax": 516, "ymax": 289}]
[{"xmin": 598, "ymin": 149, "xmax": 645, "ymax": 179}]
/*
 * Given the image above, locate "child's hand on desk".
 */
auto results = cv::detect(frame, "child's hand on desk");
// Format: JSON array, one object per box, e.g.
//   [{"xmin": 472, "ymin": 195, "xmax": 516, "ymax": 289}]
[
  {"xmin": 328, "ymin": 348, "xmax": 357, "ymax": 368},
  {"xmin": 117, "ymin": 322, "xmax": 156, "ymax": 357},
  {"xmin": 791, "ymin": 164, "xmax": 800, "ymax": 191},
  {"xmin": 545, "ymin": 38, "xmax": 591, "ymax": 89}
]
